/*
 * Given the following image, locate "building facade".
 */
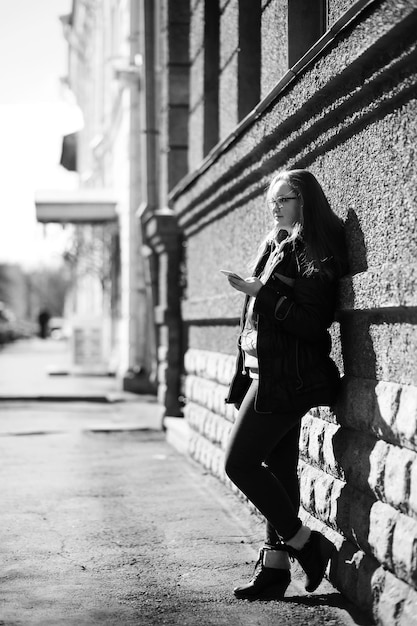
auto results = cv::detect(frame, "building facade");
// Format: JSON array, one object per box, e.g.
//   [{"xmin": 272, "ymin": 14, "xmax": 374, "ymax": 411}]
[
  {"xmin": 58, "ymin": 0, "xmax": 417, "ymax": 622},
  {"xmin": 150, "ymin": 1, "xmax": 417, "ymax": 623},
  {"xmin": 59, "ymin": 0, "xmax": 156, "ymax": 387}
]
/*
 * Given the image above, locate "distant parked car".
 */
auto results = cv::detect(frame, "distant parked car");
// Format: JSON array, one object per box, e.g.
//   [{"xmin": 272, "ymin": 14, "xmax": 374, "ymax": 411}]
[{"xmin": 0, "ymin": 302, "xmax": 36, "ymax": 345}]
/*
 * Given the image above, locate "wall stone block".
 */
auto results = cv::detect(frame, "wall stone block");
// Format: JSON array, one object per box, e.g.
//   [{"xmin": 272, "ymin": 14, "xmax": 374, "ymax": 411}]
[
  {"xmin": 298, "ymin": 461, "xmax": 345, "ymax": 532},
  {"xmin": 373, "ymin": 568, "xmax": 417, "ymax": 626},
  {"xmin": 339, "ymin": 265, "xmax": 417, "ymax": 311},
  {"xmin": 398, "ymin": 579, "xmax": 417, "ymax": 626},
  {"xmin": 395, "ymin": 383, "xmax": 417, "ymax": 449},
  {"xmin": 299, "ymin": 464, "xmax": 315, "ymax": 514},
  {"xmin": 184, "ymin": 374, "xmax": 230, "ymax": 418},
  {"xmin": 368, "ymin": 500, "xmax": 398, "ymax": 571},
  {"xmin": 392, "ymin": 513, "xmax": 417, "ymax": 587},
  {"xmin": 384, "ymin": 446, "xmax": 415, "ymax": 514},
  {"xmin": 321, "ymin": 421, "xmax": 342, "ymax": 477},
  {"xmin": 184, "ymin": 400, "xmax": 232, "ymax": 451},
  {"xmin": 368, "ymin": 439, "xmax": 390, "ymax": 502},
  {"xmin": 302, "ymin": 414, "xmax": 326, "ymax": 465},
  {"xmin": 184, "ymin": 349, "xmax": 237, "ymax": 418},
  {"xmin": 339, "ymin": 315, "xmax": 417, "ymax": 386},
  {"xmin": 188, "ymin": 429, "xmax": 227, "ymax": 484},
  {"xmin": 409, "ymin": 459, "xmax": 417, "ymax": 518},
  {"xmin": 337, "ymin": 377, "xmax": 417, "ymax": 452}
]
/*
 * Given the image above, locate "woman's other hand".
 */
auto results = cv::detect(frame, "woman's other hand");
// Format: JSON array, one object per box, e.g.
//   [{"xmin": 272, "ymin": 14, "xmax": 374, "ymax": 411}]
[
  {"xmin": 273, "ymin": 273, "xmax": 295, "ymax": 287},
  {"xmin": 228, "ymin": 275, "xmax": 263, "ymax": 296}
]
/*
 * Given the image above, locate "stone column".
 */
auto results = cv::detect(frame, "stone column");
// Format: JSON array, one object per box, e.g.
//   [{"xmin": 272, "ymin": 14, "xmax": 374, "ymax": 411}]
[
  {"xmin": 141, "ymin": 209, "xmax": 182, "ymax": 416},
  {"xmin": 138, "ymin": 0, "xmax": 188, "ymax": 416}
]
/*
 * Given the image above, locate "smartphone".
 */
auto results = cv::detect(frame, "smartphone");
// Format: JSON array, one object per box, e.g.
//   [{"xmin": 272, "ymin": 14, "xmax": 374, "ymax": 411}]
[{"xmin": 220, "ymin": 269, "xmax": 243, "ymax": 280}]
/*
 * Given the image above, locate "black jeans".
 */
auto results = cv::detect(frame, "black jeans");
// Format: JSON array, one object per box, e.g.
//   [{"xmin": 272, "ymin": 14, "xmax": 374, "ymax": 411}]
[{"xmin": 225, "ymin": 380, "xmax": 304, "ymax": 542}]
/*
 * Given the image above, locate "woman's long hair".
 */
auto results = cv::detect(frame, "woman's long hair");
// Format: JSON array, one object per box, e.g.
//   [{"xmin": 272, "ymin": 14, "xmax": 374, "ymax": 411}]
[{"xmin": 254, "ymin": 169, "xmax": 347, "ymax": 279}]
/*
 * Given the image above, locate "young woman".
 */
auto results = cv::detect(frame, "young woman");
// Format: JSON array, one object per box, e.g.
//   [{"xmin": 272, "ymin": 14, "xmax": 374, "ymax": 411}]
[{"xmin": 223, "ymin": 169, "xmax": 347, "ymax": 599}]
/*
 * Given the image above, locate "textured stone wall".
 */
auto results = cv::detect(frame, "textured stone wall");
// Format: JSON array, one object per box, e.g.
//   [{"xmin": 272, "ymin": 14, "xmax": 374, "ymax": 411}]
[
  {"xmin": 170, "ymin": 1, "xmax": 417, "ymax": 622},
  {"xmin": 183, "ymin": 349, "xmax": 417, "ymax": 622},
  {"xmin": 328, "ymin": 0, "xmax": 356, "ymax": 27}
]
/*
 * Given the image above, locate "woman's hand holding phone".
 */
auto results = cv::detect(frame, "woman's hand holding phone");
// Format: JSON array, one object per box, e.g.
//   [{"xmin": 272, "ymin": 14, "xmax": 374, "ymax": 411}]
[
  {"xmin": 220, "ymin": 270, "xmax": 262, "ymax": 297},
  {"xmin": 220, "ymin": 269, "xmax": 243, "ymax": 280}
]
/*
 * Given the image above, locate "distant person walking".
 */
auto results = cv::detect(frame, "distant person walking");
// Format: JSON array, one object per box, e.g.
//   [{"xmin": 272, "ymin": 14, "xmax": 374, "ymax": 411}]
[
  {"xmin": 38, "ymin": 309, "xmax": 51, "ymax": 339},
  {"xmin": 222, "ymin": 169, "xmax": 348, "ymax": 599}
]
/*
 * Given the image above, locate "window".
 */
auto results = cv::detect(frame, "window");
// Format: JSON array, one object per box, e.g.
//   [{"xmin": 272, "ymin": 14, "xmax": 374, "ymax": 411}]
[
  {"xmin": 288, "ymin": 0, "xmax": 327, "ymax": 67},
  {"xmin": 203, "ymin": 0, "xmax": 220, "ymax": 154},
  {"xmin": 238, "ymin": 0, "xmax": 261, "ymax": 119}
]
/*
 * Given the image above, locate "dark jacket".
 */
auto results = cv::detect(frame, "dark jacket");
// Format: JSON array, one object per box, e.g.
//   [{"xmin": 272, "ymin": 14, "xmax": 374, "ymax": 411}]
[{"xmin": 225, "ymin": 240, "xmax": 341, "ymax": 414}]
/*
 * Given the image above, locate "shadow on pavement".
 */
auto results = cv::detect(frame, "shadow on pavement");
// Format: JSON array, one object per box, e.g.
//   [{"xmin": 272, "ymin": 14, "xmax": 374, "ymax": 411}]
[{"xmin": 284, "ymin": 592, "xmax": 374, "ymax": 625}]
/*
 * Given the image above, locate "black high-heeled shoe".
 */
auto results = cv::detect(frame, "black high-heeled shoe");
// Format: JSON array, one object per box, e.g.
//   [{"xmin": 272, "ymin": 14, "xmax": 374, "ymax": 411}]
[
  {"xmin": 286, "ymin": 530, "xmax": 335, "ymax": 592},
  {"xmin": 234, "ymin": 547, "xmax": 291, "ymax": 599}
]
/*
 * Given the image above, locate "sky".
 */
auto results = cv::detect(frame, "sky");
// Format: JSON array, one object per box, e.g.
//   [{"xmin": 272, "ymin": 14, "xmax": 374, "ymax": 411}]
[{"xmin": 0, "ymin": 0, "xmax": 83, "ymax": 268}]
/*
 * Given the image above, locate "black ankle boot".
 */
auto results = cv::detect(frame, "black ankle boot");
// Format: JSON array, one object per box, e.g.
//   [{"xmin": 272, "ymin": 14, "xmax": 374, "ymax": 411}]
[
  {"xmin": 286, "ymin": 530, "xmax": 335, "ymax": 592},
  {"xmin": 234, "ymin": 547, "xmax": 291, "ymax": 599}
]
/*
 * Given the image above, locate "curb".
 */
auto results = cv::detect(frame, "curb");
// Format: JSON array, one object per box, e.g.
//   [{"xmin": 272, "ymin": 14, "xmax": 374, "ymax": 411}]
[{"xmin": 0, "ymin": 393, "xmax": 158, "ymax": 404}]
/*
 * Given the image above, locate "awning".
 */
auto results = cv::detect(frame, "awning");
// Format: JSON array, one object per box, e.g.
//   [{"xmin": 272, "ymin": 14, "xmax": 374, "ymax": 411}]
[{"xmin": 35, "ymin": 189, "xmax": 118, "ymax": 223}]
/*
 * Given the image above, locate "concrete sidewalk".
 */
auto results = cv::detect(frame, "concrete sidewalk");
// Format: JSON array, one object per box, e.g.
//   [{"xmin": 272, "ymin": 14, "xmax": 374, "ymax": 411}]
[
  {"xmin": 0, "ymin": 340, "xmax": 372, "ymax": 625},
  {"xmin": 0, "ymin": 338, "xmax": 140, "ymax": 402}
]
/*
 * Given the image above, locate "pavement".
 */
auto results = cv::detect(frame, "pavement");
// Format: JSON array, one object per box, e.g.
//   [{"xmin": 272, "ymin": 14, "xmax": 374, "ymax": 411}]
[
  {"xmin": 0, "ymin": 339, "xmax": 373, "ymax": 625},
  {"xmin": 0, "ymin": 338, "xmax": 138, "ymax": 403}
]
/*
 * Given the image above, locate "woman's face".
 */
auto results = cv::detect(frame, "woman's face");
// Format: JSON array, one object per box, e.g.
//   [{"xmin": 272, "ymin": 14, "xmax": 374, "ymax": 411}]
[{"xmin": 269, "ymin": 180, "xmax": 302, "ymax": 231}]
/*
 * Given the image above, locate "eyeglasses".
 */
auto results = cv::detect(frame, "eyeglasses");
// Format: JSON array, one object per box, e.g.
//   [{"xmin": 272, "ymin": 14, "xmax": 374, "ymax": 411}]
[{"xmin": 271, "ymin": 196, "xmax": 298, "ymax": 206}]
